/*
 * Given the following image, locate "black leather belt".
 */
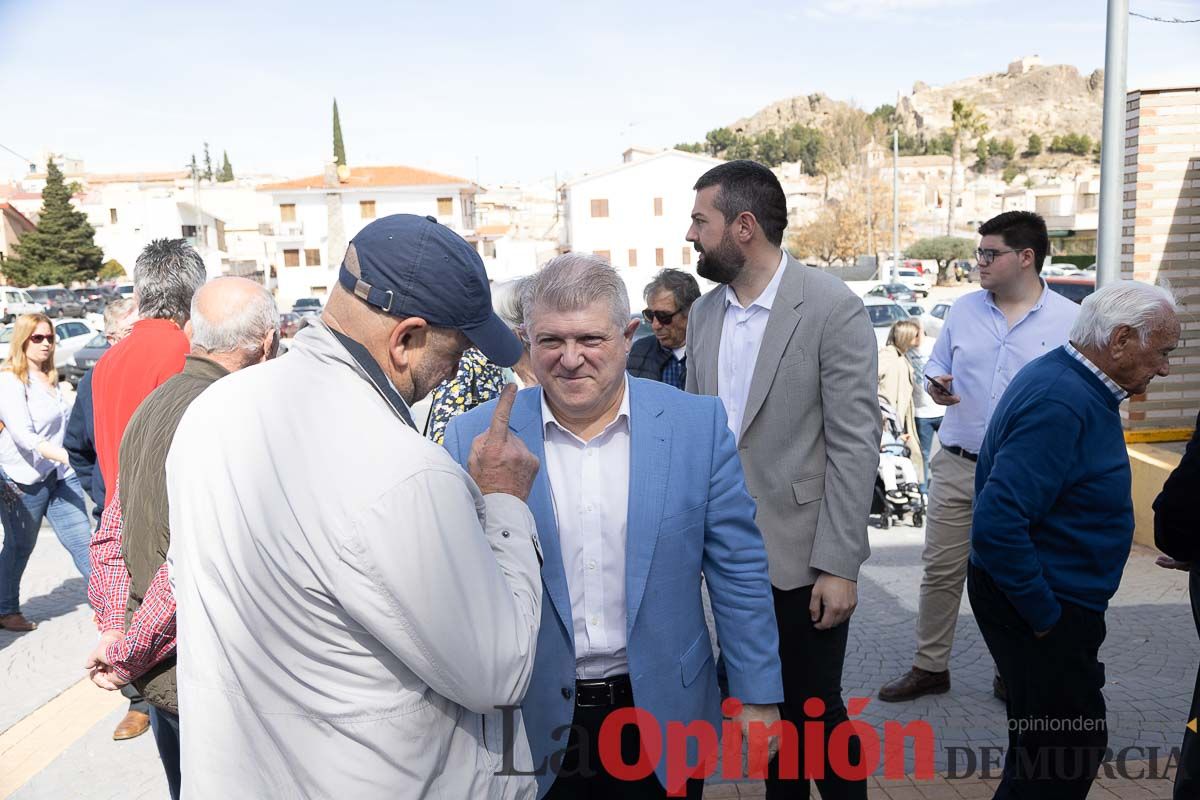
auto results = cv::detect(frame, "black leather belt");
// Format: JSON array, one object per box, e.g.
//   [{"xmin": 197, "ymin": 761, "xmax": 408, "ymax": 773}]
[
  {"xmin": 575, "ymin": 674, "xmax": 633, "ymax": 708},
  {"xmin": 943, "ymin": 444, "xmax": 978, "ymax": 462}
]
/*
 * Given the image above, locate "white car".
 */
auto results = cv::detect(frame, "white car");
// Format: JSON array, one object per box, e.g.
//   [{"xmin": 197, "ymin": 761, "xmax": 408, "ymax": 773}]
[
  {"xmin": 0, "ymin": 287, "xmax": 45, "ymax": 323},
  {"xmin": 923, "ymin": 300, "xmax": 954, "ymax": 338},
  {"xmin": 863, "ymin": 295, "xmax": 912, "ymax": 348},
  {"xmin": 1042, "ymin": 263, "xmax": 1081, "ymax": 277},
  {"xmin": 0, "ymin": 318, "xmax": 100, "ymax": 368},
  {"xmin": 895, "ymin": 267, "xmax": 930, "ymax": 296}
]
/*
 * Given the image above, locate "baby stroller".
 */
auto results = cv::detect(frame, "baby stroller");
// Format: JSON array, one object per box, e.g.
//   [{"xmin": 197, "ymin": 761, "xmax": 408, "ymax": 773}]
[{"xmin": 870, "ymin": 398, "xmax": 926, "ymax": 528}]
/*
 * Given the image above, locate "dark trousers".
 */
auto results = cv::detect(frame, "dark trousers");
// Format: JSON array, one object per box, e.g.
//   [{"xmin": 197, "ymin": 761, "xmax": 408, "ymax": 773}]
[
  {"xmin": 967, "ymin": 563, "xmax": 1108, "ymax": 799},
  {"xmin": 149, "ymin": 706, "xmax": 181, "ymax": 800},
  {"xmin": 120, "ymin": 682, "xmax": 150, "ymax": 714},
  {"xmin": 766, "ymin": 584, "xmax": 866, "ymax": 800},
  {"xmin": 1176, "ymin": 571, "xmax": 1200, "ymax": 798},
  {"xmin": 543, "ymin": 677, "xmax": 703, "ymax": 800}
]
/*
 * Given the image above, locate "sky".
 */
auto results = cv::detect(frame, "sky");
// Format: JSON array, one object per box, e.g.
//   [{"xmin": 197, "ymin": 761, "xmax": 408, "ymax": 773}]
[{"xmin": 1, "ymin": 0, "xmax": 1196, "ymax": 187}]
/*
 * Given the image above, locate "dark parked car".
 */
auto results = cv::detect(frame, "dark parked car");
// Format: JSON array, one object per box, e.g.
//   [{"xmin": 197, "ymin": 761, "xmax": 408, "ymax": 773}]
[
  {"xmin": 28, "ymin": 287, "xmax": 85, "ymax": 318},
  {"xmin": 77, "ymin": 286, "xmax": 119, "ymax": 314},
  {"xmin": 60, "ymin": 332, "xmax": 110, "ymax": 387},
  {"xmin": 292, "ymin": 297, "xmax": 322, "ymax": 317},
  {"xmin": 866, "ymin": 283, "xmax": 918, "ymax": 303},
  {"xmin": 1045, "ymin": 274, "xmax": 1096, "ymax": 304}
]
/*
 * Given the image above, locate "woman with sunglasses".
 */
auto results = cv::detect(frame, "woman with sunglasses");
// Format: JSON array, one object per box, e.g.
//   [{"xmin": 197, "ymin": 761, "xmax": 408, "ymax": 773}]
[{"xmin": 0, "ymin": 314, "xmax": 92, "ymax": 632}]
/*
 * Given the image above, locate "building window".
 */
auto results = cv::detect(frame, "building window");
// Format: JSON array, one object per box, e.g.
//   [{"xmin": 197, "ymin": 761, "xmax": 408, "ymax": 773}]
[
  {"xmin": 682, "ymin": 247, "xmax": 692, "ymax": 265},
  {"xmin": 310, "ymin": 286, "xmax": 327, "ymax": 295},
  {"xmin": 283, "ymin": 249, "xmax": 300, "ymax": 268},
  {"xmin": 360, "ymin": 200, "xmax": 376, "ymax": 219},
  {"xmin": 590, "ymin": 199, "xmax": 609, "ymax": 218},
  {"xmin": 437, "ymin": 197, "xmax": 453, "ymax": 216},
  {"xmin": 653, "ymin": 197, "xmax": 663, "ymax": 217},
  {"xmin": 1081, "ymin": 193, "xmax": 1099, "ymax": 210},
  {"xmin": 482, "ymin": 240, "xmax": 496, "ymax": 259},
  {"xmin": 628, "ymin": 249, "xmax": 638, "ymax": 267},
  {"xmin": 109, "ymin": 208, "xmax": 118, "ymax": 224},
  {"xmin": 181, "ymin": 225, "xmax": 198, "ymax": 239},
  {"xmin": 304, "ymin": 249, "xmax": 321, "ymax": 266},
  {"xmin": 280, "ymin": 204, "xmax": 296, "ymax": 222},
  {"xmin": 593, "ymin": 250, "xmax": 611, "ymax": 262},
  {"xmin": 655, "ymin": 248, "xmax": 664, "ymax": 267}
]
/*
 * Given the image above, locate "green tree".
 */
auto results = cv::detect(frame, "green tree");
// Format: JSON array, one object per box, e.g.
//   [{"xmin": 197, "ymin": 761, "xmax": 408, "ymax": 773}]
[
  {"xmin": 333, "ymin": 98, "xmax": 347, "ymax": 166},
  {"xmin": 218, "ymin": 150, "xmax": 235, "ymax": 182},
  {"xmin": 674, "ymin": 142, "xmax": 704, "ymax": 153},
  {"xmin": 756, "ymin": 130, "xmax": 784, "ymax": 166},
  {"xmin": 907, "ymin": 235, "xmax": 975, "ymax": 285},
  {"xmin": 98, "ymin": 259, "xmax": 126, "ymax": 280},
  {"xmin": 1025, "ymin": 133, "xmax": 1043, "ymax": 157},
  {"xmin": 948, "ymin": 99, "xmax": 988, "ymax": 235},
  {"xmin": 202, "ymin": 142, "xmax": 213, "ymax": 181},
  {"xmin": 189, "ymin": 154, "xmax": 198, "ymax": 180},
  {"xmin": 974, "ymin": 137, "xmax": 990, "ymax": 170},
  {"xmin": 1002, "ymin": 163, "xmax": 1021, "ymax": 184},
  {"xmin": 7, "ymin": 160, "xmax": 103, "ymax": 285},
  {"xmin": 726, "ymin": 136, "xmax": 755, "ymax": 160},
  {"xmin": 926, "ymin": 131, "xmax": 955, "ymax": 155},
  {"xmin": 869, "ymin": 104, "xmax": 896, "ymax": 124},
  {"xmin": 704, "ymin": 127, "xmax": 736, "ymax": 157},
  {"xmin": 995, "ymin": 138, "xmax": 1017, "ymax": 162}
]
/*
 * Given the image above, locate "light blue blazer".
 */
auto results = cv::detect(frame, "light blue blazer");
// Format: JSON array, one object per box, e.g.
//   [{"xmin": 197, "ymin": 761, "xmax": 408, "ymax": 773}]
[{"xmin": 444, "ymin": 377, "xmax": 783, "ymax": 796}]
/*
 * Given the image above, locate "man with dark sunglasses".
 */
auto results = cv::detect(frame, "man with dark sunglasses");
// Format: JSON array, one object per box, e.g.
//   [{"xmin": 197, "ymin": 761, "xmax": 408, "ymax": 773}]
[{"xmin": 627, "ymin": 268, "xmax": 700, "ymax": 390}]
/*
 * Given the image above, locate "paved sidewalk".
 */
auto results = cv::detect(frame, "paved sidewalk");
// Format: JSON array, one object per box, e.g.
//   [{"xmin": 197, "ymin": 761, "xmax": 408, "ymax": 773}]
[{"xmin": 1, "ymin": 518, "xmax": 1192, "ymax": 799}]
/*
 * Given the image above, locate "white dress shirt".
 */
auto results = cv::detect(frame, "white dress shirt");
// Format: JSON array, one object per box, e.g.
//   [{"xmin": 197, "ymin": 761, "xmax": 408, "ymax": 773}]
[
  {"xmin": 541, "ymin": 379, "xmax": 632, "ymax": 679},
  {"xmin": 718, "ymin": 250, "xmax": 787, "ymax": 440},
  {"xmin": 925, "ymin": 282, "xmax": 1078, "ymax": 453}
]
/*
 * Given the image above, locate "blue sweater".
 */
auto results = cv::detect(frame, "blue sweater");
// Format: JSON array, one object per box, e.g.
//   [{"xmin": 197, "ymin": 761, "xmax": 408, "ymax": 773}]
[{"xmin": 971, "ymin": 346, "xmax": 1133, "ymax": 631}]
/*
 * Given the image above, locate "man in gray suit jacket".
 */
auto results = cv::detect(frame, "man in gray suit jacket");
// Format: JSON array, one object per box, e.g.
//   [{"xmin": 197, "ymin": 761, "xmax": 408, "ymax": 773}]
[{"xmin": 684, "ymin": 160, "xmax": 880, "ymax": 800}]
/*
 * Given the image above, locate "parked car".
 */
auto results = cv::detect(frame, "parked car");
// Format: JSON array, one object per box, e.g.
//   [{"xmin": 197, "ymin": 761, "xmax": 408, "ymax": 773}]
[
  {"xmin": 59, "ymin": 331, "xmax": 111, "ymax": 387},
  {"xmin": 77, "ymin": 285, "xmax": 119, "ymax": 314},
  {"xmin": 28, "ymin": 287, "xmax": 85, "ymax": 319},
  {"xmin": 862, "ymin": 295, "xmax": 912, "ymax": 348},
  {"xmin": 866, "ymin": 283, "xmax": 918, "ymax": 303},
  {"xmin": 0, "ymin": 317, "xmax": 99, "ymax": 372},
  {"xmin": 895, "ymin": 268, "xmax": 930, "ymax": 297},
  {"xmin": 0, "ymin": 286, "xmax": 45, "ymax": 323},
  {"xmin": 279, "ymin": 312, "xmax": 303, "ymax": 339},
  {"xmin": 923, "ymin": 300, "xmax": 954, "ymax": 338},
  {"xmin": 1045, "ymin": 273, "xmax": 1096, "ymax": 304},
  {"xmin": 631, "ymin": 315, "xmax": 654, "ymax": 342},
  {"xmin": 292, "ymin": 297, "xmax": 323, "ymax": 317}
]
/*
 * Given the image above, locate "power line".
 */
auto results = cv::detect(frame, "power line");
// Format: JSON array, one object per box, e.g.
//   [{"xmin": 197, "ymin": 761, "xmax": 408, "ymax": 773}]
[
  {"xmin": 1130, "ymin": 11, "xmax": 1200, "ymax": 22},
  {"xmin": 0, "ymin": 143, "xmax": 34, "ymax": 165}
]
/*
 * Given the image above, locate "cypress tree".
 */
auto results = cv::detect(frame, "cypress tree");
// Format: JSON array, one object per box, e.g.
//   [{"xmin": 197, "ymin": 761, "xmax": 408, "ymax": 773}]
[
  {"xmin": 333, "ymin": 98, "xmax": 347, "ymax": 166},
  {"xmin": 202, "ymin": 142, "xmax": 213, "ymax": 181},
  {"xmin": 219, "ymin": 151, "xmax": 234, "ymax": 182},
  {"xmin": 7, "ymin": 159, "xmax": 103, "ymax": 285}
]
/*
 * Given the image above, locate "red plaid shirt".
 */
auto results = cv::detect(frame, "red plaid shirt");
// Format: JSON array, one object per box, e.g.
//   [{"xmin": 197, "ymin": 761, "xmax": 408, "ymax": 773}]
[{"xmin": 86, "ymin": 482, "xmax": 177, "ymax": 682}]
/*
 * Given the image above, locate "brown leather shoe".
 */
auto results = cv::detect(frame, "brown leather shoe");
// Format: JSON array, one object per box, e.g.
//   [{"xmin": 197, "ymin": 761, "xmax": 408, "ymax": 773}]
[
  {"xmin": 878, "ymin": 667, "xmax": 951, "ymax": 702},
  {"xmin": 0, "ymin": 613, "xmax": 37, "ymax": 631},
  {"xmin": 112, "ymin": 709, "xmax": 150, "ymax": 741}
]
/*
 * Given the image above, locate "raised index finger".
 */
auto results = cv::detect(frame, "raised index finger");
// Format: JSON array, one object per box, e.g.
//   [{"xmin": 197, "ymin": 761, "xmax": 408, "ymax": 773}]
[{"xmin": 487, "ymin": 384, "xmax": 517, "ymax": 440}]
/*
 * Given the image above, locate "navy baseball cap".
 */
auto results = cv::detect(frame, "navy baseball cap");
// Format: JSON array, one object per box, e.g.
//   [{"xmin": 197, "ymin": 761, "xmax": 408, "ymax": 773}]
[{"xmin": 338, "ymin": 214, "xmax": 522, "ymax": 367}]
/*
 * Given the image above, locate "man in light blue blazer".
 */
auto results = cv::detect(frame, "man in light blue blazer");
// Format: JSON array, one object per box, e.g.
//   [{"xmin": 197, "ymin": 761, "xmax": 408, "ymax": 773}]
[{"xmin": 444, "ymin": 254, "xmax": 783, "ymax": 799}]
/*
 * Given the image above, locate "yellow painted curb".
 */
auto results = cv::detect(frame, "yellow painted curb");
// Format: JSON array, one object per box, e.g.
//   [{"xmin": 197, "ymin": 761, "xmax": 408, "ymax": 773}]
[
  {"xmin": 0, "ymin": 678, "xmax": 126, "ymax": 799},
  {"xmin": 1125, "ymin": 427, "xmax": 1194, "ymax": 444}
]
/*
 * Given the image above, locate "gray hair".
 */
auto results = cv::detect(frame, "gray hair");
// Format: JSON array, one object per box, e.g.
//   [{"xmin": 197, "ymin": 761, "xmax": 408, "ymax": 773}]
[
  {"xmin": 643, "ymin": 268, "xmax": 701, "ymax": 313},
  {"xmin": 1069, "ymin": 280, "xmax": 1178, "ymax": 348},
  {"xmin": 102, "ymin": 297, "xmax": 135, "ymax": 333},
  {"xmin": 189, "ymin": 278, "xmax": 279, "ymax": 355},
  {"xmin": 491, "ymin": 277, "xmax": 530, "ymax": 331},
  {"xmin": 522, "ymin": 254, "xmax": 630, "ymax": 331},
  {"xmin": 133, "ymin": 239, "xmax": 207, "ymax": 324}
]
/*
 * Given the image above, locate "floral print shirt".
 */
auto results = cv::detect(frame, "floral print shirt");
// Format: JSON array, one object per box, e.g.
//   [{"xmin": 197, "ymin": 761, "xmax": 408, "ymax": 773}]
[{"xmin": 426, "ymin": 348, "xmax": 508, "ymax": 445}]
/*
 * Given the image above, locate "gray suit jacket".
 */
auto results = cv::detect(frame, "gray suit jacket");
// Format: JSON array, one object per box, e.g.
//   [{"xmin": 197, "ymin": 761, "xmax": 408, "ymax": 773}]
[{"xmin": 686, "ymin": 254, "xmax": 880, "ymax": 589}]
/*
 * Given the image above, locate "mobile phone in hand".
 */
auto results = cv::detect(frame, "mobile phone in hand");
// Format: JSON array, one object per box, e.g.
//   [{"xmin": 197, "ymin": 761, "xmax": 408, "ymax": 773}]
[{"xmin": 927, "ymin": 376, "xmax": 953, "ymax": 396}]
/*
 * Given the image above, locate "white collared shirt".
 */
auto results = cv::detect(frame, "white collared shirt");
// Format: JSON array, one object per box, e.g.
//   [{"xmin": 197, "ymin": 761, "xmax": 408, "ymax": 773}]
[
  {"xmin": 541, "ymin": 379, "xmax": 632, "ymax": 679},
  {"xmin": 717, "ymin": 249, "xmax": 787, "ymax": 440},
  {"xmin": 1066, "ymin": 342, "xmax": 1129, "ymax": 401}
]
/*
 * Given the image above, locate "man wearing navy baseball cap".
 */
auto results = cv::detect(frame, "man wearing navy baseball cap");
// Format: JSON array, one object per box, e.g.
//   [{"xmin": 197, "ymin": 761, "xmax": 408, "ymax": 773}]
[{"xmin": 165, "ymin": 214, "xmax": 546, "ymax": 799}]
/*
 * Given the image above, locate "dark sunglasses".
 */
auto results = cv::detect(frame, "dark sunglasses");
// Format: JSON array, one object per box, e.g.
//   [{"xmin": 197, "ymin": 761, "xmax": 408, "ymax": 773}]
[
  {"xmin": 642, "ymin": 309, "xmax": 680, "ymax": 325},
  {"xmin": 28, "ymin": 333, "xmax": 54, "ymax": 344}
]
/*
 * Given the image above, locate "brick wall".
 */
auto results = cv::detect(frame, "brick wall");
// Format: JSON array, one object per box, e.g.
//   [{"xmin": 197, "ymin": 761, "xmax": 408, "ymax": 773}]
[{"xmin": 1121, "ymin": 87, "xmax": 1200, "ymax": 431}]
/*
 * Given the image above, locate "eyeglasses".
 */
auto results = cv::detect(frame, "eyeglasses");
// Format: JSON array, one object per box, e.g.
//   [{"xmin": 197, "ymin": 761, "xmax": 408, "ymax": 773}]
[
  {"xmin": 28, "ymin": 334, "xmax": 54, "ymax": 344},
  {"xmin": 642, "ymin": 309, "xmax": 680, "ymax": 325},
  {"xmin": 974, "ymin": 247, "xmax": 1030, "ymax": 266}
]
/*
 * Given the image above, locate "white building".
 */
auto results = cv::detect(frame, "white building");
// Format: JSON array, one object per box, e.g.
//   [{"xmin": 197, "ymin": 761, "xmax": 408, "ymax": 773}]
[
  {"xmin": 472, "ymin": 179, "xmax": 562, "ymax": 283},
  {"xmin": 561, "ymin": 147, "xmax": 725, "ymax": 305},
  {"xmin": 258, "ymin": 164, "xmax": 478, "ymax": 310}
]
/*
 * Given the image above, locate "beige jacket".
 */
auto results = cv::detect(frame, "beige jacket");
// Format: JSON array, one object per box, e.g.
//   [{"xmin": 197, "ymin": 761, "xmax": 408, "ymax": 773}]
[
  {"xmin": 877, "ymin": 344, "xmax": 924, "ymax": 480},
  {"xmin": 166, "ymin": 322, "xmax": 542, "ymax": 799}
]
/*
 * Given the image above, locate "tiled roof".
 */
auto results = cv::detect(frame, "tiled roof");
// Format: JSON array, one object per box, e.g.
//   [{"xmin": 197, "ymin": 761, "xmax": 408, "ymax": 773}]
[{"xmin": 259, "ymin": 165, "xmax": 473, "ymax": 192}]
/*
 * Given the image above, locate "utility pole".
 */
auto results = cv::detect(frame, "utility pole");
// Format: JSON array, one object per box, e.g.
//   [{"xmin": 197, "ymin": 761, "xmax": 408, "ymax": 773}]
[
  {"xmin": 892, "ymin": 129, "xmax": 900, "ymax": 285},
  {"xmin": 1096, "ymin": 0, "xmax": 1129, "ymax": 288},
  {"xmin": 866, "ymin": 146, "xmax": 875, "ymax": 267}
]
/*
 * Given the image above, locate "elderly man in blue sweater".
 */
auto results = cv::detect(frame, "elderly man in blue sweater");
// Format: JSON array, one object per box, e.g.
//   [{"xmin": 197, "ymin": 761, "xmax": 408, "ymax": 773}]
[{"xmin": 968, "ymin": 281, "xmax": 1179, "ymax": 799}]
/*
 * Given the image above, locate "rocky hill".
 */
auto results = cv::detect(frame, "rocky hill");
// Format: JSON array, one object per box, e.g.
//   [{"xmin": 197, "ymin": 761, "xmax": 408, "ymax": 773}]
[{"xmin": 728, "ymin": 58, "xmax": 1103, "ymax": 143}]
